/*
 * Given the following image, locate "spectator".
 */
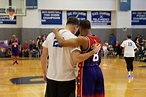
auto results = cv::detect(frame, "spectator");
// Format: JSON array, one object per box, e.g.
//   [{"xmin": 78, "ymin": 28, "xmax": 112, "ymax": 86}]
[
  {"xmin": 36, "ymin": 35, "xmax": 43, "ymax": 56},
  {"xmin": 29, "ymin": 40, "xmax": 38, "ymax": 57},
  {"xmin": 109, "ymin": 34, "xmax": 116, "ymax": 48},
  {"xmin": 102, "ymin": 41, "xmax": 109, "ymax": 57},
  {"xmin": 22, "ymin": 41, "xmax": 29, "ymax": 57},
  {"xmin": 138, "ymin": 35, "xmax": 144, "ymax": 46},
  {"xmin": 42, "ymin": 34, "xmax": 47, "ymax": 42},
  {"xmin": 115, "ymin": 41, "xmax": 122, "ymax": 57},
  {"xmin": 5, "ymin": 48, "xmax": 11, "ymax": 58}
]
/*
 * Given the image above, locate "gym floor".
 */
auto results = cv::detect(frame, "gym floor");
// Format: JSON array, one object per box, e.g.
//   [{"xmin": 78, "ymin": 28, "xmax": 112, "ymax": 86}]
[{"xmin": 0, "ymin": 57, "xmax": 146, "ymax": 97}]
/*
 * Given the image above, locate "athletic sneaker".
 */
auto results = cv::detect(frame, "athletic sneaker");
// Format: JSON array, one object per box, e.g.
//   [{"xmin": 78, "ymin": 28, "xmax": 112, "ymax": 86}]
[
  {"xmin": 13, "ymin": 61, "xmax": 16, "ymax": 65},
  {"xmin": 128, "ymin": 74, "xmax": 131, "ymax": 78},
  {"xmin": 131, "ymin": 74, "xmax": 134, "ymax": 78},
  {"xmin": 15, "ymin": 61, "xmax": 18, "ymax": 64}
]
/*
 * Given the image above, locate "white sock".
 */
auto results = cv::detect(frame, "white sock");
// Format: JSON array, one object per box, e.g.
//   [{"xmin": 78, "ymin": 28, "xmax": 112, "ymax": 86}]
[{"xmin": 128, "ymin": 71, "xmax": 131, "ymax": 75}]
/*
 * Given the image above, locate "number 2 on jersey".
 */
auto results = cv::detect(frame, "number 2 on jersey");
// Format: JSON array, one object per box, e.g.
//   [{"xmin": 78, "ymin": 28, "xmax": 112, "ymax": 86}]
[
  {"xmin": 53, "ymin": 37, "xmax": 62, "ymax": 48},
  {"xmin": 93, "ymin": 53, "xmax": 99, "ymax": 62}
]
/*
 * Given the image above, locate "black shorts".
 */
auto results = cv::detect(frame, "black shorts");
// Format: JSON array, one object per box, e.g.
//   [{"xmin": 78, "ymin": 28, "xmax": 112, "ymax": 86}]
[{"xmin": 45, "ymin": 78, "xmax": 76, "ymax": 97}]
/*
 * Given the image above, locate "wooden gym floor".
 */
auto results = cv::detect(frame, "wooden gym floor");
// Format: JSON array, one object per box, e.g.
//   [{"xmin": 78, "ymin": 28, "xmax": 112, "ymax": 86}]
[{"xmin": 0, "ymin": 57, "xmax": 146, "ymax": 97}]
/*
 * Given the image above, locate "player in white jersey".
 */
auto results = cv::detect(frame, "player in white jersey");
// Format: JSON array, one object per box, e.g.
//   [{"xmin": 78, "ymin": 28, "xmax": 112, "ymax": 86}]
[
  {"xmin": 121, "ymin": 34, "xmax": 137, "ymax": 79},
  {"xmin": 41, "ymin": 17, "xmax": 100, "ymax": 97}
]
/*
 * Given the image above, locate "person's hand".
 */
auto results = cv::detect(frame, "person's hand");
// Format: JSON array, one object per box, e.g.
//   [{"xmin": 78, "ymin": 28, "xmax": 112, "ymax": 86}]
[
  {"xmin": 53, "ymin": 28, "xmax": 60, "ymax": 34},
  {"xmin": 92, "ymin": 43, "xmax": 101, "ymax": 54}
]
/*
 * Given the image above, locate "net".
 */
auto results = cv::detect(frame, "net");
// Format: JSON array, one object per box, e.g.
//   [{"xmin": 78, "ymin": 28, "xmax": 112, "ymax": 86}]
[{"xmin": 8, "ymin": 11, "xmax": 15, "ymax": 20}]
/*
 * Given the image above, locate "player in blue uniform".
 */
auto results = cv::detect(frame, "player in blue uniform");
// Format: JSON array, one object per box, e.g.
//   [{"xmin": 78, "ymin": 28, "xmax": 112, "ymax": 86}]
[
  {"xmin": 9, "ymin": 35, "xmax": 21, "ymax": 65},
  {"xmin": 53, "ymin": 19, "xmax": 104, "ymax": 97}
]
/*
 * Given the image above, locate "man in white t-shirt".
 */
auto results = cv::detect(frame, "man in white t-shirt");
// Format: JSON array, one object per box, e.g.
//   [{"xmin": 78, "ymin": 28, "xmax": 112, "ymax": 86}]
[
  {"xmin": 41, "ymin": 17, "xmax": 100, "ymax": 97},
  {"xmin": 121, "ymin": 34, "xmax": 137, "ymax": 79}
]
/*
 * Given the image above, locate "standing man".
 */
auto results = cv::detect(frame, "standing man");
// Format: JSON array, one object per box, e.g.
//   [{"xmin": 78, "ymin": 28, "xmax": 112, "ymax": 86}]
[
  {"xmin": 41, "ymin": 17, "xmax": 100, "ymax": 97},
  {"xmin": 121, "ymin": 34, "xmax": 137, "ymax": 79},
  {"xmin": 9, "ymin": 35, "xmax": 21, "ymax": 65},
  {"xmin": 53, "ymin": 19, "xmax": 104, "ymax": 97},
  {"xmin": 109, "ymin": 34, "xmax": 116, "ymax": 49}
]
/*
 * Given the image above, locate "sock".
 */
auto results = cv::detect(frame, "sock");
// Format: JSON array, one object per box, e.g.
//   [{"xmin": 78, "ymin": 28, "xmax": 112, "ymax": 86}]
[{"xmin": 128, "ymin": 71, "xmax": 131, "ymax": 75}]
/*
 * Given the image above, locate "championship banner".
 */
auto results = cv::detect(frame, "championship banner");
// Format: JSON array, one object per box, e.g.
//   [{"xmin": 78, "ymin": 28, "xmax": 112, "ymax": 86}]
[
  {"xmin": 0, "ymin": 9, "xmax": 16, "ymax": 24},
  {"xmin": 91, "ymin": 11, "xmax": 111, "ymax": 25},
  {"xmin": 67, "ymin": 11, "xmax": 87, "ymax": 22},
  {"xmin": 41, "ymin": 10, "xmax": 62, "ymax": 25},
  {"xmin": 132, "ymin": 11, "xmax": 146, "ymax": 25},
  {"xmin": 0, "ymin": 16, "xmax": 16, "ymax": 24}
]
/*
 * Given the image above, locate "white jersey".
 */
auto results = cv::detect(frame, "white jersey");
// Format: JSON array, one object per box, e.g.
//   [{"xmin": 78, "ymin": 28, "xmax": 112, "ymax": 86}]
[
  {"xmin": 121, "ymin": 39, "xmax": 137, "ymax": 57},
  {"xmin": 42, "ymin": 30, "xmax": 80, "ymax": 81}
]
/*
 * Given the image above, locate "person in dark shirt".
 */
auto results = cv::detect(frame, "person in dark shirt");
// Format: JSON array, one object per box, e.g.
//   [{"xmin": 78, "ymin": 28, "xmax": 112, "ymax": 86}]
[
  {"xmin": 109, "ymin": 34, "xmax": 116, "ymax": 48},
  {"xmin": 29, "ymin": 40, "xmax": 38, "ymax": 57},
  {"xmin": 22, "ymin": 41, "xmax": 29, "ymax": 57}
]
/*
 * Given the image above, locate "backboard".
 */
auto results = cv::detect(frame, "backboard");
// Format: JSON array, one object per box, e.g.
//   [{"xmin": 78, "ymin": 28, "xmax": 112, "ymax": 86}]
[{"xmin": 0, "ymin": 0, "xmax": 26, "ymax": 16}]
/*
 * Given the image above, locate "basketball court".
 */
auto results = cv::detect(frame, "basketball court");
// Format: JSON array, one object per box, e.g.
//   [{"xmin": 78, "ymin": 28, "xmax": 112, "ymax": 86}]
[
  {"xmin": 0, "ymin": 0, "xmax": 146, "ymax": 97},
  {"xmin": 0, "ymin": 58, "xmax": 146, "ymax": 97}
]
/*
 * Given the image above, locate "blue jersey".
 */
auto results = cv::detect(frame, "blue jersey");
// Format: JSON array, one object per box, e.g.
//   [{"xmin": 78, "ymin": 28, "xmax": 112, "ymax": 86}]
[
  {"xmin": 81, "ymin": 35, "xmax": 101, "ymax": 67},
  {"xmin": 77, "ymin": 35, "xmax": 104, "ymax": 97}
]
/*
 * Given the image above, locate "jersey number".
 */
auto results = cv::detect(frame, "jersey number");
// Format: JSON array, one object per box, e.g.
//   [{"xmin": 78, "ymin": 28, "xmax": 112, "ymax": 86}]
[
  {"xmin": 93, "ymin": 53, "xmax": 99, "ymax": 62},
  {"xmin": 128, "ymin": 42, "xmax": 132, "ymax": 46},
  {"xmin": 53, "ymin": 38, "xmax": 62, "ymax": 48}
]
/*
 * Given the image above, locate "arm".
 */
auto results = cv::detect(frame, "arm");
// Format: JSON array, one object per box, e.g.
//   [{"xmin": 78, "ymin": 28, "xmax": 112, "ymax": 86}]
[
  {"xmin": 71, "ymin": 44, "xmax": 101, "ymax": 63},
  {"xmin": 53, "ymin": 28, "xmax": 86, "ymax": 47},
  {"xmin": 41, "ymin": 46, "xmax": 48, "ymax": 82}
]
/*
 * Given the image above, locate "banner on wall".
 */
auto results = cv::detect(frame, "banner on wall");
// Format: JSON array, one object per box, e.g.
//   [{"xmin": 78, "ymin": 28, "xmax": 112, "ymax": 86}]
[
  {"xmin": 132, "ymin": 11, "xmax": 146, "ymax": 25},
  {"xmin": 67, "ymin": 11, "xmax": 87, "ymax": 22},
  {"xmin": 120, "ymin": 0, "xmax": 131, "ymax": 11},
  {"xmin": 41, "ymin": 10, "xmax": 62, "ymax": 25},
  {"xmin": 0, "ymin": 16, "xmax": 16, "ymax": 24},
  {"xmin": 26, "ymin": 0, "xmax": 38, "ymax": 9},
  {"xmin": 91, "ymin": 11, "xmax": 111, "ymax": 25},
  {"xmin": 0, "ymin": 9, "xmax": 16, "ymax": 24}
]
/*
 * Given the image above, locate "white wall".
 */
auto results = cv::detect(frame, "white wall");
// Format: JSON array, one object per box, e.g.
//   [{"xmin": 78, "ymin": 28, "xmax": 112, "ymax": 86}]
[
  {"xmin": 131, "ymin": 0, "xmax": 146, "ymax": 10},
  {"xmin": 22, "ymin": 10, "xmax": 39, "ymax": 28},
  {"xmin": 0, "ymin": 0, "xmax": 8, "ymax": 8},
  {"xmin": 38, "ymin": 0, "xmax": 116, "ymax": 11},
  {"xmin": 116, "ymin": 11, "xmax": 131, "ymax": 28}
]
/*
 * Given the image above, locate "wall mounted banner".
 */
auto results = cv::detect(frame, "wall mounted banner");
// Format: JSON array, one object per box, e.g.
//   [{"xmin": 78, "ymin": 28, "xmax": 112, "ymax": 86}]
[
  {"xmin": 132, "ymin": 11, "xmax": 146, "ymax": 25},
  {"xmin": 67, "ymin": 11, "xmax": 87, "ymax": 22},
  {"xmin": 41, "ymin": 10, "xmax": 62, "ymax": 25},
  {"xmin": 26, "ymin": 0, "xmax": 38, "ymax": 9},
  {"xmin": 0, "ymin": 16, "xmax": 16, "ymax": 24},
  {"xmin": 0, "ymin": 9, "xmax": 16, "ymax": 24},
  {"xmin": 91, "ymin": 11, "xmax": 111, "ymax": 25},
  {"xmin": 120, "ymin": 0, "xmax": 131, "ymax": 11}
]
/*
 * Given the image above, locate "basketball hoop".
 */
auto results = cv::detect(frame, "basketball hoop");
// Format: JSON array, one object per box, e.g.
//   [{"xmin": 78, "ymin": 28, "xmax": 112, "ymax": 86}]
[{"xmin": 8, "ymin": 12, "xmax": 15, "ymax": 20}]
